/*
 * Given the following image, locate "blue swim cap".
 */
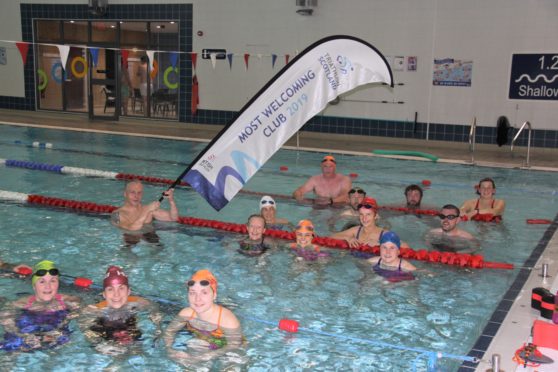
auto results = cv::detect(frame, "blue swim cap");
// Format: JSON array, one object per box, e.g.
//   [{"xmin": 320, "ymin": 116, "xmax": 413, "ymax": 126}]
[{"xmin": 380, "ymin": 231, "xmax": 401, "ymax": 249}]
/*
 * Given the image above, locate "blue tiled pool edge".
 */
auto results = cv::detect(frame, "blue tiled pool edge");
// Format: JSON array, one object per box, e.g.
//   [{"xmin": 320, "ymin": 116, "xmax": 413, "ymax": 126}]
[{"xmin": 458, "ymin": 214, "xmax": 558, "ymax": 371}]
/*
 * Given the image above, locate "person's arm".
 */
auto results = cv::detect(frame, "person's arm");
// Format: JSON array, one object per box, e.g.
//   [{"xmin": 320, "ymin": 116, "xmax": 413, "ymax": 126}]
[
  {"xmin": 153, "ymin": 189, "xmax": 179, "ymax": 222},
  {"xmin": 330, "ymin": 227, "xmax": 360, "ymax": 248},
  {"xmin": 460, "ymin": 199, "xmax": 476, "ymax": 219},
  {"xmin": 163, "ymin": 311, "xmax": 192, "ymax": 360},
  {"xmin": 401, "ymin": 259, "xmax": 417, "ymax": 271},
  {"xmin": 293, "ymin": 177, "xmax": 316, "ymax": 201},
  {"xmin": 484, "ymin": 199, "xmax": 505, "ymax": 216}
]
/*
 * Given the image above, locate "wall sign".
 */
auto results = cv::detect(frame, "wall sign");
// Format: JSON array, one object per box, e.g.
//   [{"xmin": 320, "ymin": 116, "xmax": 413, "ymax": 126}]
[
  {"xmin": 509, "ymin": 53, "xmax": 558, "ymax": 100},
  {"xmin": 202, "ymin": 49, "xmax": 226, "ymax": 60}
]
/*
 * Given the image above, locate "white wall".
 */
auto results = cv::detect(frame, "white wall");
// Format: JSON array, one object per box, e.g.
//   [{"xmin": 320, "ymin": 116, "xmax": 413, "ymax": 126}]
[{"xmin": 1, "ymin": 0, "xmax": 557, "ymax": 131}]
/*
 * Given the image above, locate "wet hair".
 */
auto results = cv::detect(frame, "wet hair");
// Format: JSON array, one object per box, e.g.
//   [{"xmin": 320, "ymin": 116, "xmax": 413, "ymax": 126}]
[
  {"xmin": 441, "ymin": 204, "xmax": 460, "ymax": 216},
  {"xmin": 476, "ymin": 177, "xmax": 496, "ymax": 195},
  {"xmin": 404, "ymin": 184, "xmax": 423, "ymax": 198},
  {"xmin": 247, "ymin": 214, "xmax": 266, "ymax": 228},
  {"xmin": 125, "ymin": 179, "xmax": 142, "ymax": 190}
]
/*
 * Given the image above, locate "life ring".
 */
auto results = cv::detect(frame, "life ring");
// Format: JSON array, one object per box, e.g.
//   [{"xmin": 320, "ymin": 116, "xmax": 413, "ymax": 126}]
[
  {"xmin": 50, "ymin": 62, "xmax": 65, "ymax": 84},
  {"xmin": 526, "ymin": 219, "xmax": 552, "ymax": 225},
  {"xmin": 163, "ymin": 66, "xmax": 179, "ymax": 89},
  {"xmin": 37, "ymin": 69, "xmax": 48, "ymax": 91},
  {"xmin": 372, "ymin": 150, "xmax": 438, "ymax": 162},
  {"xmin": 70, "ymin": 56, "xmax": 87, "ymax": 79}
]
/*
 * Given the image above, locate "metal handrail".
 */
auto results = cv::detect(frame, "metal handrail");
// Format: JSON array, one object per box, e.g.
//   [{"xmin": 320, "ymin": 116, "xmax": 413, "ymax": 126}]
[
  {"xmin": 511, "ymin": 121, "xmax": 532, "ymax": 168},
  {"xmin": 468, "ymin": 117, "xmax": 476, "ymax": 164}
]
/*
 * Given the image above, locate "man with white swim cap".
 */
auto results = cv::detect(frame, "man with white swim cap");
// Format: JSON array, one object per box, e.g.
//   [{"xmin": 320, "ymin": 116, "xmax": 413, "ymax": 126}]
[
  {"xmin": 293, "ymin": 155, "xmax": 352, "ymax": 206},
  {"xmin": 112, "ymin": 180, "xmax": 179, "ymax": 231}
]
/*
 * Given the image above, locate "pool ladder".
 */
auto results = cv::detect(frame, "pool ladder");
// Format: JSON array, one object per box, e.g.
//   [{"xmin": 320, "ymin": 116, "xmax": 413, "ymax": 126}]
[
  {"xmin": 510, "ymin": 121, "xmax": 532, "ymax": 168},
  {"xmin": 468, "ymin": 117, "xmax": 476, "ymax": 164}
]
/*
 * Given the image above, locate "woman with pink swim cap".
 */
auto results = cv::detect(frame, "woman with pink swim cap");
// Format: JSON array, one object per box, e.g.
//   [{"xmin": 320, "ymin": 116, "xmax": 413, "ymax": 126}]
[
  {"xmin": 163, "ymin": 269, "xmax": 243, "ymax": 365},
  {"xmin": 81, "ymin": 265, "xmax": 160, "ymax": 350}
]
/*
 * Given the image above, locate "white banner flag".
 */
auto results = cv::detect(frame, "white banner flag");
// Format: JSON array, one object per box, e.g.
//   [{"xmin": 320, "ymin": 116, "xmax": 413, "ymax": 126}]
[{"xmin": 181, "ymin": 35, "xmax": 393, "ymax": 210}]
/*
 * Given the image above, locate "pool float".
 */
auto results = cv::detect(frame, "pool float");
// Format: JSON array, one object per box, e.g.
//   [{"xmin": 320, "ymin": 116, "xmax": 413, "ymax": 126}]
[{"xmin": 372, "ymin": 149, "xmax": 438, "ymax": 162}]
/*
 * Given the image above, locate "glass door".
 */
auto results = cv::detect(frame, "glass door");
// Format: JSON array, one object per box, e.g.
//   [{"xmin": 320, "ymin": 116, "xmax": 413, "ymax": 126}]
[{"xmin": 89, "ymin": 48, "xmax": 118, "ymax": 120}]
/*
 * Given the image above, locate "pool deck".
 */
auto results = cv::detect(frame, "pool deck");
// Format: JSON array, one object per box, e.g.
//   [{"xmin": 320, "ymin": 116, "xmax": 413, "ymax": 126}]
[{"xmin": 1, "ymin": 108, "xmax": 558, "ymax": 371}]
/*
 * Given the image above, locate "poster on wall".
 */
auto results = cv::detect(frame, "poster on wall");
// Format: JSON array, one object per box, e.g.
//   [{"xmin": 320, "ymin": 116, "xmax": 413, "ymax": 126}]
[
  {"xmin": 393, "ymin": 56, "xmax": 405, "ymax": 71},
  {"xmin": 432, "ymin": 58, "xmax": 472, "ymax": 86},
  {"xmin": 508, "ymin": 53, "xmax": 558, "ymax": 101}
]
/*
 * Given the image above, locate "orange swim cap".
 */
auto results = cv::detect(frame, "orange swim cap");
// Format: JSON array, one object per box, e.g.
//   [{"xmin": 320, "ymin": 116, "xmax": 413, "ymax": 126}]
[
  {"xmin": 321, "ymin": 155, "xmax": 336, "ymax": 164},
  {"xmin": 188, "ymin": 269, "xmax": 218, "ymax": 295},
  {"xmin": 358, "ymin": 197, "xmax": 378, "ymax": 211},
  {"xmin": 295, "ymin": 219, "xmax": 315, "ymax": 234}
]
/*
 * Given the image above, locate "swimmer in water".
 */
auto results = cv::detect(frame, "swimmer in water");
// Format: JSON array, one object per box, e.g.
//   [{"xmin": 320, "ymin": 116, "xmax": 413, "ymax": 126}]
[
  {"xmin": 425, "ymin": 204, "xmax": 479, "ymax": 252},
  {"xmin": 238, "ymin": 214, "xmax": 275, "ymax": 256},
  {"xmin": 289, "ymin": 220, "xmax": 329, "ymax": 261},
  {"xmin": 259, "ymin": 196, "xmax": 293, "ymax": 231},
  {"xmin": 367, "ymin": 231, "xmax": 416, "ymax": 282},
  {"xmin": 331, "ymin": 197, "xmax": 406, "ymax": 249},
  {"xmin": 460, "ymin": 177, "xmax": 505, "ymax": 221},
  {"xmin": 293, "ymin": 155, "xmax": 352, "ymax": 206},
  {"xmin": 112, "ymin": 180, "xmax": 179, "ymax": 247},
  {"xmin": 82, "ymin": 266, "xmax": 159, "ymax": 349},
  {"xmin": 164, "ymin": 270, "xmax": 243, "ymax": 364},
  {"xmin": 0, "ymin": 260, "xmax": 80, "ymax": 352},
  {"xmin": 112, "ymin": 180, "xmax": 179, "ymax": 231}
]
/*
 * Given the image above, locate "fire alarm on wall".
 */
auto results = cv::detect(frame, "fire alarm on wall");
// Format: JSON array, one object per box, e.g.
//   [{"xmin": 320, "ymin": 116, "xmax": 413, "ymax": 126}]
[{"xmin": 197, "ymin": 30, "xmax": 204, "ymax": 36}]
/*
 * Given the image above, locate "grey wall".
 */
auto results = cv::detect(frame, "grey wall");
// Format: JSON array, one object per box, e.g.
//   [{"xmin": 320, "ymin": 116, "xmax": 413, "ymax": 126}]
[{"xmin": 1, "ymin": 0, "xmax": 557, "ymax": 132}]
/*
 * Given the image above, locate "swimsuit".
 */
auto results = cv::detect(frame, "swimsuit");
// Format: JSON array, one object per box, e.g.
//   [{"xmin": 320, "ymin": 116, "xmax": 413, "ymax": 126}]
[
  {"xmin": 89, "ymin": 296, "xmax": 143, "ymax": 344},
  {"xmin": 184, "ymin": 307, "xmax": 226, "ymax": 350},
  {"xmin": 472, "ymin": 199, "xmax": 502, "ymax": 222},
  {"xmin": 373, "ymin": 258, "xmax": 415, "ymax": 283},
  {"xmin": 351, "ymin": 229, "xmax": 384, "ymax": 259},
  {"xmin": 1, "ymin": 295, "xmax": 70, "ymax": 352},
  {"xmin": 238, "ymin": 237, "xmax": 269, "ymax": 256},
  {"xmin": 290, "ymin": 243, "xmax": 329, "ymax": 261}
]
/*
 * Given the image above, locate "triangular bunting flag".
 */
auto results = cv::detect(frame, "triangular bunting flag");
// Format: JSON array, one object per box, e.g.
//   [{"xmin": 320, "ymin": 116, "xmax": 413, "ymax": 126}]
[
  {"xmin": 191, "ymin": 75, "xmax": 199, "ymax": 116},
  {"xmin": 244, "ymin": 53, "xmax": 250, "ymax": 70},
  {"xmin": 57, "ymin": 45, "xmax": 70, "ymax": 70},
  {"xmin": 271, "ymin": 54, "xmax": 277, "ymax": 69},
  {"xmin": 15, "ymin": 42, "xmax": 29, "ymax": 65},
  {"xmin": 90, "ymin": 48, "xmax": 100, "ymax": 67},
  {"xmin": 256, "ymin": 53, "xmax": 262, "ymax": 60},
  {"xmin": 121, "ymin": 50, "xmax": 129, "ymax": 68},
  {"xmin": 146, "ymin": 50, "xmax": 155, "ymax": 69},
  {"xmin": 170, "ymin": 52, "xmax": 178, "ymax": 68},
  {"xmin": 190, "ymin": 53, "xmax": 198, "ymax": 72},
  {"xmin": 210, "ymin": 53, "xmax": 217, "ymax": 69},
  {"xmin": 227, "ymin": 53, "xmax": 233, "ymax": 69},
  {"xmin": 285, "ymin": 54, "xmax": 290, "ymax": 65}
]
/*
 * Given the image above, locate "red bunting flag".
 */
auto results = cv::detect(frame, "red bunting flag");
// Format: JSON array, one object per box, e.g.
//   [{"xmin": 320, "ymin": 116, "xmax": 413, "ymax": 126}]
[
  {"xmin": 285, "ymin": 54, "xmax": 290, "ymax": 65},
  {"xmin": 190, "ymin": 53, "xmax": 198, "ymax": 72},
  {"xmin": 191, "ymin": 75, "xmax": 199, "ymax": 116},
  {"xmin": 121, "ymin": 50, "xmax": 129, "ymax": 68},
  {"xmin": 16, "ymin": 42, "xmax": 29, "ymax": 65},
  {"xmin": 244, "ymin": 53, "xmax": 250, "ymax": 70}
]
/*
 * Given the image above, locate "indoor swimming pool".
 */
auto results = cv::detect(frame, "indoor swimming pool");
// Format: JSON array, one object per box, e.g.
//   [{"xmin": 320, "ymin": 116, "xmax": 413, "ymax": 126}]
[{"xmin": 0, "ymin": 124, "xmax": 557, "ymax": 371}]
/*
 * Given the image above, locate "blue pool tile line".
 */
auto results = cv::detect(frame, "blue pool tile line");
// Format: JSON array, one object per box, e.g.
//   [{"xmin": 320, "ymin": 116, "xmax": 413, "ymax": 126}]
[{"xmin": 461, "ymin": 214, "xmax": 558, "ymax": 370}]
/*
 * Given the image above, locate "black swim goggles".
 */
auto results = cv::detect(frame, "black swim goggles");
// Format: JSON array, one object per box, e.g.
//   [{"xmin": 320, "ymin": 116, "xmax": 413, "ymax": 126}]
[
  {"xmin": 34, "ymin": 268, "xmax": 60, "ymax": 277},
  {"xmin": 349, "ymin": 189, "xmax": 365, "ymax": 195},
  {"xmin": 187, "ymin": 280, "xmax": 210, "ymax": 287},
  {"xmin": 357, "ymin": 203, "xmax": 376, "ymax": 210},
  {"xmin": 438, "ymin": 214, "xmax": 459, "ymax": 220},
  {"xmin": 261, "ymin": 200, "xmax": 275, "ymax": 206}
]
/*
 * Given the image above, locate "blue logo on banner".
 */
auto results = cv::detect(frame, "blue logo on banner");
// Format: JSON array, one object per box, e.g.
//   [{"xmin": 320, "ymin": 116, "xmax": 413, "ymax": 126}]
[{"xmin": 183, "ymin": 151, "xmax": 261, "ymax": 210}]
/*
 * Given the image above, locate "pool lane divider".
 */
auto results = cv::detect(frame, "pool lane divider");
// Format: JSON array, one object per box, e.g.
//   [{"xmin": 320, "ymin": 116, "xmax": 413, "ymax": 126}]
[
  {"xmin": 5, "ymin": 268, "xmax": 477, "ymax": 368},
  {"xmin": 0, "ymin": 190, "xmax": 513, "ymax": 270},
  {"xmin": 4, "ymin": 158, "xmax": 549, "ymax": 220}
]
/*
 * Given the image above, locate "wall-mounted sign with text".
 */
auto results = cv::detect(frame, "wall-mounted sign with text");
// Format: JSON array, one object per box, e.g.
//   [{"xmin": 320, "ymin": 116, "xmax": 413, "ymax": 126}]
[
  {"xmin": 509, "ymin": 53, "xmax": 558, "ymax": 100},
  {"xmin": 202, "ymin": 49, "xmax": 227, "ymax": 60}
]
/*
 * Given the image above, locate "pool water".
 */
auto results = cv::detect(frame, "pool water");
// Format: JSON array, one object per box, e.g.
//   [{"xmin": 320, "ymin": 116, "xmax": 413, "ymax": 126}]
[{"xmin": 0, "ymin": 124, "xmax": 557, "ymax": 371}]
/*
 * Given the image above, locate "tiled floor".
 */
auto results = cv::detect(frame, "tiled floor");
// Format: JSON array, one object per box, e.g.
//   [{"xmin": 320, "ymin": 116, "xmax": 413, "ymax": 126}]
[{"xmin": 1, "ymin": 109, "xmax": 558, "ymax": 371}]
